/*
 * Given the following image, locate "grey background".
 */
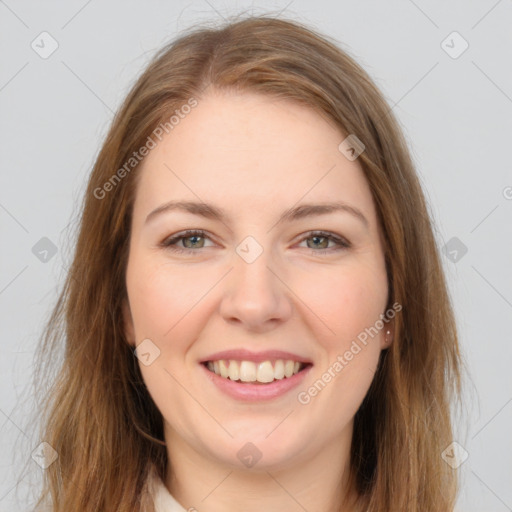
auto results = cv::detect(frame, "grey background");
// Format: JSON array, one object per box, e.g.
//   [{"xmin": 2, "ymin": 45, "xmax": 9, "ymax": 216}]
[{"xmin": 1, "ymin": 1, "xmax": 511, "ymax": 510}]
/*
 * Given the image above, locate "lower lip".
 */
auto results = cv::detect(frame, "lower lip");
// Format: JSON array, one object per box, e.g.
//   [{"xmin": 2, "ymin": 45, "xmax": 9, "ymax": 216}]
[{"xmin": 200, "ymin": 363, "xmax": 312, "ymax": 402}]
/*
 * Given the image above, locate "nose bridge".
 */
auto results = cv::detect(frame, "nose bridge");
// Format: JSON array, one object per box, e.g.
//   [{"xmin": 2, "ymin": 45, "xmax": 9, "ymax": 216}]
[
  {"xmin": 234, "ymin": 237, "xmax": 274, "ymax": 290},
  {"xmin": 219, "ymin": 234, "xmax": 292, "ymax": 328}
]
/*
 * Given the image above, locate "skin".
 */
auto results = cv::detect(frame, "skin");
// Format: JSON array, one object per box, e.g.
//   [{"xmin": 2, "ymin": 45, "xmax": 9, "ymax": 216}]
[{"xmin": 123, "ymin": 89, "xmax": 394, "ymax": 512}]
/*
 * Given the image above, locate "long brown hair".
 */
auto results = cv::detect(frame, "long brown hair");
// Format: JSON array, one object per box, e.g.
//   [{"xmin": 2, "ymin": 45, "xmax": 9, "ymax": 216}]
[{"xmin": 29, "ymin": 14, "xmax": 462, "ymax": 511}]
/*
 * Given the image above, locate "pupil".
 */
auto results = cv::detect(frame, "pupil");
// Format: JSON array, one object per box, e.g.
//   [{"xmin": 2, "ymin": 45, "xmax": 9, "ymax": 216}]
[
  {"xmin": 309, "ymin": 236, "xmax": 326, "ymax": 249},
  {"xmin": 186, "ymin": 235, "xmax": 202, "ymax": 248}
]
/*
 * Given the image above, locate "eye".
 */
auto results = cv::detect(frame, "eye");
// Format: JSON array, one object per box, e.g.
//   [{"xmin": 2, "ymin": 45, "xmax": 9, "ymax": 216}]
[
  {"xmin": 160, "ymin": 230, "xmax": 213, "ymax": 254},
  {"xmin": 298, "ymin": 231, "xmax": 351, "ymax": 255},
  {"xmin": 160, "ymin": 229, "xmax": 351, "ymax": 256}
]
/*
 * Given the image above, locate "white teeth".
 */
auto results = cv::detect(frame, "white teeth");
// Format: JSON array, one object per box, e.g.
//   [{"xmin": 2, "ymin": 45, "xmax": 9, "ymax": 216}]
[
  {"xmin": 206, "ymin": 359, "xmax": 305, "ymax": 383},
  {"xmin": 284, "ymin": 360, "xmax": 295, "ymax": 378},
  {"xmin": 274, "ymin": 359, "xmax": 285, "ymax": 379},
  {"xmin": 219, "ymin": 360, "xmax": 229, "ymax": 378},
  {"xmin": 228, "ymin": 360, "xmax": 240, "ymax": 380},
  {"xmin": 239, "ymin": 361, "xmax": 257, "ymax": 382},
  {"xmin": 257, "ymin": 361, "xmax": 275, "ymax": 383}
]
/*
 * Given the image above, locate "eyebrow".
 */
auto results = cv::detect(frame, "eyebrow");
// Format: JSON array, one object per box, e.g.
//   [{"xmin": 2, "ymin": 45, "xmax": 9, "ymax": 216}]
[{"xmin": 145, "ymin": 200, "xmax": 369, "ymax": 230}]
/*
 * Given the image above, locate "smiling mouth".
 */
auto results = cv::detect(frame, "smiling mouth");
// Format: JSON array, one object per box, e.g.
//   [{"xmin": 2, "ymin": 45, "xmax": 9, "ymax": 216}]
[{"xmin": 202, "ymin": 359, "xmax": 311, "ymax": 384}]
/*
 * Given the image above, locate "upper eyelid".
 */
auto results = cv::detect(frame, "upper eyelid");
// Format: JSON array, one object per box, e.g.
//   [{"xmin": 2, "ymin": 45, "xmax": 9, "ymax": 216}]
[{"xmin": 162, "ymin": 230, "xmax": 216, "ymax": 246}]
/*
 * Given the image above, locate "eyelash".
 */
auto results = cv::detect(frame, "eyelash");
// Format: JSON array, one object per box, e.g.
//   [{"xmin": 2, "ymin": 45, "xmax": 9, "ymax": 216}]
[{"xmin": 160, "ymin": 229, "xmax": 351, "ymax": 256}]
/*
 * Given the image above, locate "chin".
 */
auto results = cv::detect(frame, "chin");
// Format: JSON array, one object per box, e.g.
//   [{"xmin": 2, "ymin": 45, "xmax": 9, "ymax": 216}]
[{"xmin": 211, "ymin": 431, "xmax": 307, "ymax": 472}]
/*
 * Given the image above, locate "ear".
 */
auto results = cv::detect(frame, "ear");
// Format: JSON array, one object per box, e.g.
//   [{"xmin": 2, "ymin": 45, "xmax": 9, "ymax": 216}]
[
  {"xmin": 122, "ymin": 300, "xmax": 136, "ymax": 347},
  {"xmin": 381, "ymin": 319, "xmax": 394, "ymax": 349}
]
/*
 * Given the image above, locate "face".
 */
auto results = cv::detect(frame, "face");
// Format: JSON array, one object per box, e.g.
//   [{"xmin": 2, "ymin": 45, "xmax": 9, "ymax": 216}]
[{"xmin": 123, "ymin": 90, "xmax": 393, "ymax": 472}]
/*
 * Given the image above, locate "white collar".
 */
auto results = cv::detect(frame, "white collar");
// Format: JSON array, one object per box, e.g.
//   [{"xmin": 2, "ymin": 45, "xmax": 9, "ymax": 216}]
[{"xmin": 147, "ymin": 465, "xmax": 187, "ymax": 512}]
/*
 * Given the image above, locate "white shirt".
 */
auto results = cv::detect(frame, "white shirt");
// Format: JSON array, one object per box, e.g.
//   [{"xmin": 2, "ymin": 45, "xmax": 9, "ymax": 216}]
[{"xmin": 146, "ymin": 465, "xmax": 187, "ymax": 512}]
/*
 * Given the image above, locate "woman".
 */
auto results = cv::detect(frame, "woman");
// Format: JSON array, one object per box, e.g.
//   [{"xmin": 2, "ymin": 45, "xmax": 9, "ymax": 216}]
[{"xmin": 33, "ymin": 14, "xmax": 463, "ymax": 512}]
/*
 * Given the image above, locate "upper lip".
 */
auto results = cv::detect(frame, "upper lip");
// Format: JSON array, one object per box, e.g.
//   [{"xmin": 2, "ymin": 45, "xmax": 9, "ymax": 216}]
[{"xmin": 200, "ymin": 349, "xmax": 313, "ymax": 364}]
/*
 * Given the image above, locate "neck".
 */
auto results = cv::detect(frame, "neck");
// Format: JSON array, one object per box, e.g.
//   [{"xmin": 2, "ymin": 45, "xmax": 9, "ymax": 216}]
[{"xmin": 164, "ymin": 425, "xmax": 358, "ymax": 512}]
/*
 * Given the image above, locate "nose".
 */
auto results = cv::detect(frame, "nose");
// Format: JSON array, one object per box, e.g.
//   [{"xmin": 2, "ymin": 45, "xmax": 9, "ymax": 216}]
[{"xmin": 219, "ymin": 247, "xmax": 293, "ymax": 333}]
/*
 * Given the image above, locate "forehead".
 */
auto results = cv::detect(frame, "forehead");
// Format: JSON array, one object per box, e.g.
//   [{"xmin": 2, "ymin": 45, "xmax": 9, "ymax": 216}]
[{"xmin": 132, "ymin": 91, "xmax": 378, "ymax": 230}]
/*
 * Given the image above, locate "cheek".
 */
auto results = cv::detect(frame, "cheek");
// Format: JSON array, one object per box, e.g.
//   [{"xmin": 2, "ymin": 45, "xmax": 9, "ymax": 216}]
[
  {"xmin": 296, "ymin": 261, "xmax": 387, "ymax": 348},
  {"xmin": 126, "ymin": 259, "xmax": 209, "ymax": 431},
  {"xmin": 301, "ymin": 265, "xmax": 386, "ymax": 409},
  {"xmin": 126, "ymin": 257, "xmax": 210, "ymax": 341}
]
